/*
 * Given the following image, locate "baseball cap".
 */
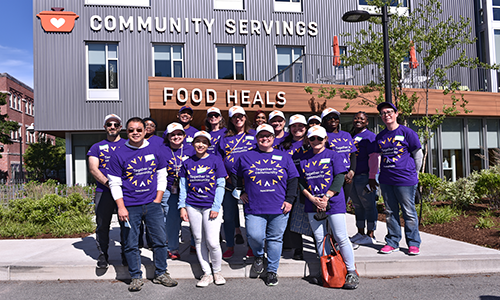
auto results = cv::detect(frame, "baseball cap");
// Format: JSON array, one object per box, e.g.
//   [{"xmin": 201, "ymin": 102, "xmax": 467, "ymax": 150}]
[
  {"xmin": 289, "ymin": 114, "xmax": 307, "ymax": 126},
  {"xmin": 166, "ymin": 122, "xmax": 185, "ymax": 134},
  {"xmin": 307, "ymin": 125, "xmax": 327, "ymax": 139},
  {"xmin": 228, "ymin": 106, "xmax": 246, "ymax": 118},
  {"xmin": 256, "ymin": 124, "xmax": 275, "ymax": 135},
  {"xmin": 193, "ymin": 131, "xmax": 212, "ymax": 145},
  {"xmin": 377, "ymin": 102, "xmax": 398, "ymax": 112},
  {"xmin": 179, "ymin": 106, "xmax": 193, "ymax": 114},
  {"xmin": 268, "ymin": 110, "xmax": 285, "ymax": 122},
  {"xmin": 206, "ymin": 107, "xmax": 221, "ymax": 116},
  {"xmin": 321, "ymin": 108, "xmax": 340, "ymax": 120},
  {"xmin": 103, "ymin": 114, "xmax": 122, "ymax": 126},
  {"xmin": 308, "ymin": 115, "xmax": 322, "ymax": 123}
]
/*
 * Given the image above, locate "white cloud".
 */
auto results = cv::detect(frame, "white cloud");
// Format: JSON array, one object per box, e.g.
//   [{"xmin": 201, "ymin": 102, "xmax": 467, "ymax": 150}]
[
  {"xmin": 0, "ymin": 45, "xmax": 29, "ymax": 55},
  {"xmin": 0, "ymin": 45, "xmax": 34, "ymax": 88}
]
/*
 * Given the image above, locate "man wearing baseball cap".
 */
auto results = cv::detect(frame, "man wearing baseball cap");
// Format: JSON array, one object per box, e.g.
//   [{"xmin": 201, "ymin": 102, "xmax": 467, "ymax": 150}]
[
  {"xmin": 87, "ymin": 114, "xmax": 126, "ymax": 269},
  {"xmin": 162, "ymin": 106, "xmax": 199, "ymax": 146}
]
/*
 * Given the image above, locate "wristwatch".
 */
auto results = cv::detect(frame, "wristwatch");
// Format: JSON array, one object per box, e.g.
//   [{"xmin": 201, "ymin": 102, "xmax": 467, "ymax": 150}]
[{"xmin": 325, "ymin": 193, "xmax": 333, "ymax": 199}]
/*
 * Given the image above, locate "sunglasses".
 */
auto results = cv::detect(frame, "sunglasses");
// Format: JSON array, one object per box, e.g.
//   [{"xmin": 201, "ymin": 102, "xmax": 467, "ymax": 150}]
[
  {"xmin": 208, "ymin": 113, "xmax": 220, "ymax": 118},
  {"xmin": 127, "ymin": 128, "xmax": 143, "ymax": 133},
  {"xmin": 380, "ymin": 110, "xmax": 395, "ymax": 116},
  {"xmin": 106, "ymin": 122, "xmax": 121, "ymax": 128},
  {"xmin": 309, "ymin": 136, "xmax": 324, "ymax": 142}
]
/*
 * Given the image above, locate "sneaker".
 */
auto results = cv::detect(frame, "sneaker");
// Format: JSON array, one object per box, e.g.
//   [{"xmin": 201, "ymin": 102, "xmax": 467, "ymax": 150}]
[
  {"xmin": 379, "ymin": 245, "xmax": 399, "ymax": 254},
  {"xmin": 97, "ymin": 253, "xmax": 109, "ymax": 269},
  {"xmin": 169, "ymin": 251, "xmax": 181, "ymax": 260},
  {"xmin": 266, "ymin": 272, "xmax": 278, "ymax": 286},
  {"xmin": 349, "ymin": 233, "xmax": 364, "ymax": 243},
  {"xmin": 252, "ymin": 256, "xmax": 265, "ymax": 274},
  {"xmin": 153, "ymin": 272, "xmax": 178, "ymax": 287},
  {"xmin": 246, "ymin": 248, "xmax": 254, "ymax": 258},
  {"xmin": 343, "ymin": 272, "xmax": 359, "ymax": 289},
  {"xmin": 352, "ymin": 243, "xmax": 360, "ymax": 250},
  {"xmin": 222, "ymin": 249, "xmax": 234, "ymax": 259},
  {"xmin": 128, "ymin": 278, "xmax": 144, "ymax": 292},
  {"xmin": 293, "ymin": 249, "xmax": 304, "ymax": 260},
  {"xmin": 213, "ymin": 272, "xmax": 226, "ymax": 285},
  {"xmin": 356, "ymin": 235, "xmax": 375, "ymax": 245},
  {"xmin": 235, "ymin": 233, "xmax": 245, "ymax": 245},
  {"xmin": 408, "ymin": 246, "xmax": 420, "ymax": 256},
  {"xmin": 196, "ymin": 274, "xmax": 213, "ymax": 287}
]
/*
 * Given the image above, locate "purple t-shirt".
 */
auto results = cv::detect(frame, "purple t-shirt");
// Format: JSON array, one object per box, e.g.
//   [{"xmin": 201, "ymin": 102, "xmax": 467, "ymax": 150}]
[
  {"xmin": 161, "ymin": 144, "xmax": 196, "ymax": 191},
  {"xmin": 232, "ymin": 148, "xmax": 299, "ymax": 215},
  {"xmin": 352, "ymin": 129, "xmax": 377, "ymax": 175},
  {"xmin": 87, "ymin": 138, "xmax": 126, "ymax": 193},
  {"xmin": 162, "ymin": 125, "xmax": 198, "ymax": 148},
  {"xmin": 179, "ymin": 154, "xmax": 227, "ymax": 208},
  {"xmin": 273, "ymin": 131, "xmax": 289, "ymax": 148},
  {"xmin": 376, "ymin": 125, "xmax": 421, "ymax": 186},
  {"xmin": 299, "ymin": 148, "xmax": 346, "ymax": 214},
  {"xmin": 217, "ymin": 132, "xmax": 256, "ymax": 174},
  {"xmin": 326, "ymin": 130, "xmax": 356, "ymax": 172},
  {"xmin": 107, "ymin": 143, "xmax": 167, "ymax": 207},
  {"xmin": 280, "ymin": 139, "xmax": 306, "ymax": 168},
  {"xmin": 207, "ymin": 129, "xmax": 226, "ymax": 156},
  {"xmin": 146, "ymin": 134, "xmax": 164, "ymax": 148}
]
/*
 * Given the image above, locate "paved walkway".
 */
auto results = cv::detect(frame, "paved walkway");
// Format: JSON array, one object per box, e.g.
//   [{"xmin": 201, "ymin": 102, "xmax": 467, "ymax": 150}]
[{"xmin": 1, "ymin": 211, "xmax": 499, "ymax": 281}]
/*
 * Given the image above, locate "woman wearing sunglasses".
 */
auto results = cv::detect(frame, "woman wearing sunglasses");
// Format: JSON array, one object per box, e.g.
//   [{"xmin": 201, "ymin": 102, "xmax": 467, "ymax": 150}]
[
  {"xmin": 299, "ymin": 125, "xmax": 359, "ymax": 289},
  {"xmin": 178, "ymin": 131, "xmax": 227, "ymax": 287},
  {"xmin": 161, "ymin": 122, "xmax": 195, "ymax": 260},
  {"xmin": 204, "ymin": 107, "xmax": 226, "ymax": 156}
]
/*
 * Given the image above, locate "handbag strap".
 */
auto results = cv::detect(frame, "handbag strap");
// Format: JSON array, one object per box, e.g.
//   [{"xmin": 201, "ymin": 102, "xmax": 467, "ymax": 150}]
[{"xmin": 321, "ymin": 233, "xmax": 340, "ymax": 256}]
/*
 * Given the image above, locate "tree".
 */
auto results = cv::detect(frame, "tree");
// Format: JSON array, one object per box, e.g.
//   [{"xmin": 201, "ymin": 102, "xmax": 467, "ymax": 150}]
[
  {"xmin": 24, "ymin": 135, "xmax": 65, "ymax": 182},
  {"xmin": 0, "ymin": 92, "xmax": 21, "ymax": 158}
]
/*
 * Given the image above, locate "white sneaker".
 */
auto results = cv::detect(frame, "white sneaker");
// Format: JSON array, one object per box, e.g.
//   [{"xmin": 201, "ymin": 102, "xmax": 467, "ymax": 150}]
[
  {"xmin": 196, "ymin": 274, "xmax": 213, "ymax": 287},
  {"xmin": 213, "ymin": 272, "xmax": 226, "ymax": 285},
  {"xmin": 352, "ymin": 243, "xmax": 360, "ymax": 250},
  {"xmin": 356, "ymin": 235, "xmax": 375, "ymax": 245},
  {"xmin": 350, "ymin": 233, "xmax": 363, "ymax": 243}
]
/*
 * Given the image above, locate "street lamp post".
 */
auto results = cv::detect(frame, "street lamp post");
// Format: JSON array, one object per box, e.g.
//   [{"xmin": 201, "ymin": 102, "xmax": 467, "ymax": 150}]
[
  {"xmin": 342, "ymin": 5, "xmax": 392, "ymax": 103},
  {"xmin": 19, "ymin": 135, "xmax": 23, "ymax": 182}
]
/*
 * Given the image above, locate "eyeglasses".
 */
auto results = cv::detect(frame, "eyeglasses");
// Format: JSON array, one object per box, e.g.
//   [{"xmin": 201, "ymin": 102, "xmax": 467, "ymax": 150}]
[
  {"xmin": 127, "ymin": 128, "xmax": 143, "ymax": 133},
  {"xmin": 309, "ymin": 136, "xmax": 324, "ymax": 142},
  {"xmin": 258, "ymin": 134, "xmax": 274, "ymax": 139},
  {"xmin": 106, "ymin": 122, "xmax": 121, "ymax": 128},
  {"xmin": 380, "ymin": 110, "xmax": 395, "ymax": 116},
  {"xmin": 170, "ymin": 132, "xmax": 184, "ymax": 137},
  {"xmin": 324, "ymin": 115, "xmax": 338, "ymax": 121},
  {"xmin": 232, "ymin": 114, "xmax": 245, "ymax": 120},
  {"xmin": 208, "ymin": 113, "xmax": 220, "ymax": 118},
  {"xmin": 145, "ymin": 123, "xmax": 156, "ymax": 128}
]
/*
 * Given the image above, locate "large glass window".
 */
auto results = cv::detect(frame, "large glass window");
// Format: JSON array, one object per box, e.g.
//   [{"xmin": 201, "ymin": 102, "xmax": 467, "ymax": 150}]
[
  {"xmin": 153, "ymin": 45, "xmax": 184, "ymax": 78},
  {"xmin": 441, "ymin": 119, "xmax": 464, "ymax": 181},
  {"xmin": 87, "ymin": 43, "xmax": 119, "ymax": 100},
  {"xmin": 487, "ymin": 119, "xmax": 500, "ymax": 166},
  {"xmin": 217, "ymin": 46, "xmax": 245, "ymax": 80},
  {"xmin": 494, "ymin": 0, "xmax": 500, "ymax": 21},
  {"xmin": 468, "ymin": 119, "xmax": 483, "ymax": 172},
  {"xmin": 275, "ymin": 0, "xmax": 302, "ymax": 13},
  {"xmin": 214, "ymin": 0, "xmax": 243, "ymax": 10},
  {"xmin": 276, "ymin": 47, "xmax": 303, "ymax": 82}
]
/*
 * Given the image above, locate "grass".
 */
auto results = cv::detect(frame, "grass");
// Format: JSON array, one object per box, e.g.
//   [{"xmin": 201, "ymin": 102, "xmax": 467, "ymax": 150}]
[
  {"xmin": 475, "ymin": 217, "xmax": 496, "ymax": 229},
  {"xmin": 421, "ymin": 203, "xmax": 461, "ymax": 226}
]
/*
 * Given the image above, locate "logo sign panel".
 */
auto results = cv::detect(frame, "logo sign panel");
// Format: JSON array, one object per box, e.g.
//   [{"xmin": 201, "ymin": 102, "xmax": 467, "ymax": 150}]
[{"xmin": 37, "ymin": 8, "xmax": 79, "ymax": 33}]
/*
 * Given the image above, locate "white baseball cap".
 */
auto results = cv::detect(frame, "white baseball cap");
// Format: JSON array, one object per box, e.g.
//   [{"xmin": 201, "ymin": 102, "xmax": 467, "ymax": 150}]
[
  {"xmin": 166, "ymin": 122, "xmax": 185, "ymax": 134},
  {"xmin": 268, "ymin": 110, "xmax": 285, "ymax": 122},
  {"xmin": 321, "ymin": 108, "xmax": 340, "ymax": 120},
  {"xmin": 206, "ymin": 107, "xmax": 221, "ymax": 116},
  {"xmin": 228, "ymin": 106, "xmax": 246, "ymax": 118},
  {"xmin": 193, "ymin": 131, "xmax": 211, "ymax": 144},
  {"xmin": 256, "ymin": 124, "xmax": 275, "ymax": 136},
  {"xmin": 307, "ymin": 125, "xmax": 327, "ymax": 139},
  {"xmin": 289, "ymin": 114, "xmax": 307, "ymax": 126},
  {"xmin": 103, "ymin": 114, "xmax": 122, "ymax": 126},
  {"xmin": 308, "ymin": 115, "xmax": 322, "ymax": 123}
]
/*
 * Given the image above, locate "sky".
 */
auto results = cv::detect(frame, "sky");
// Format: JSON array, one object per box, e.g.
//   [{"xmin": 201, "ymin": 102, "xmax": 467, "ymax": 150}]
[{"xmin": 0, "ymin": 1, "xmax": 34, "ymax": 88}]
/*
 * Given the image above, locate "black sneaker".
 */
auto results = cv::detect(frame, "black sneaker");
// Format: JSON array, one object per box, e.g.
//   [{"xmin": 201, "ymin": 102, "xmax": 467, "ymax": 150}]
[
  {"xmin": 121, "ymin": 253, "xmax": 128, "ymax": 266},
  {"xmin": 343, "ymin": 272, "xmax": 359, "ymax": 289},
  {"xmin": 266, "ymin": 272, "xmax": 278, "ymax": 286},
  {"xmin": 252, "ymin": 256, "xmax": 265, "ymax": 274},
  {"xmin": 97, "ymin": 253, "xmax": 108, "ymax": 269},
  {"xmin": 293, "ymin": 249, "xmax": 304, "ymax": 260},
  {"xmin": 235, "ymin": 233, "xmax": 245, "ymax": 245}
]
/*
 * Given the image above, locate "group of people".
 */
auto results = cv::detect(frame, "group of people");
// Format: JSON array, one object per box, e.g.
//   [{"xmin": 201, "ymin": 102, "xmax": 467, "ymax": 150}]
[{"xmin": 87, "ymin": 102, "xmax": 423, "ymax": 292}]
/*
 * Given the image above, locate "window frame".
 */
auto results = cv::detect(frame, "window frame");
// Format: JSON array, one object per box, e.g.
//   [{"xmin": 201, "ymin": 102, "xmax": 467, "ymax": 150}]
[
  {"xmin": 152, "ymin": 44, "xmax": 185, "ymax": 78},
  {"xmin": 216, "ymin": 45, "xmax": 246, "ymax": 80},
  {"xmin": 274, "ymin": 0, "xmax": 302, "ymax": 13},
  {"xmin": 494, "ymin": 0, "xmax": 500, "ymax": 21},
  {"xmin": 275, "ymin": 46, "xmax": 304, "ymax": 75},
  {"xmin": 214, "ymin": 0, "xmax": 244, "ymax": 10},
  {"xmin": 86, "ymin": 43, "xmax": 120, "ymax": 101},
  {"xmin": 84, "ymin": 0, "xmax": 150, "ymax": 6},
  {"xmin": 358, "ymin": 0, "xmax": 408, "ymax": 16}
]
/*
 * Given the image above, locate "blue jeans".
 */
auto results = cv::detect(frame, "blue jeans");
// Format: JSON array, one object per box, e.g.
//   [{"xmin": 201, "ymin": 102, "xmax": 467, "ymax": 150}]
[
  {"xmin": 222, "ymin": 188, "xmax": 241, "ymax": 248},
  {"xmin": 161, "ymin": 190, "xmax": 182, "ymax": 252},
  {"xmin": 308, "ymin": 213, "xmax": 356, "ymax": 272},
  {"xmin": 350, "ymin": 174, "xmax": 378, "ymax": 231},
  {"xmin": 380, "ymin": 183, "xmax": 421, "ymax": 248},
  {"xmin": 122, "ymin": 202, "xmax": 168, "ymax": 279},
  {"xmin": 246, "ymin": 213, "xmax": 289, "ymax": 273}
]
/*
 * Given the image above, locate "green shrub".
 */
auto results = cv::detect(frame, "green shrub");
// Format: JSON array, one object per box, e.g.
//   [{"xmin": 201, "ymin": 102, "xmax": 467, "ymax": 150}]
[
  {"xmin": 475, "ymin": 217, "xmax": 495, "ymax": 229},
  {"xmin": 474, "ymin": 171, "xmax": 500, "ymax": 209},
  {"xmin": 419, "ymin": 172, "xmax": 443, "ymax": 202},
  {"xmin": 421, "ymin": 203, "xmax": 460, "ymax": 225},
  {"xmin": 436, "ymin": 177, "xmax": 477, "ymax": 208}
]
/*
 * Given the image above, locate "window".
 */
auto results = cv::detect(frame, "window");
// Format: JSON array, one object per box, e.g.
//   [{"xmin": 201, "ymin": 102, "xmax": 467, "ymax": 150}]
[
  {"xmin": 25, "ymin": 102, "xmax": 28, "ymax": 114},
  {"xmin": 9, "ymin": 94, "xmax": 13, "ymax": 108},
  {"xmin": 494, "ymin": 0, "xmax": 500, "ymax": 21},
  {"xmin": 18, "ymin": 98, "xmax": 21, "ymax": 111},
  {"xmin": 214, "ymin": 0, "xmax": 243, "ymax": 10},
  {"xmin": 441, "ymin": 118, "xmax": 464, "ymax": 181},
  {"xmin": 87, "ymin": 43, "xmax": 119, "ymax": 101},
  {"xmin": 468, "ymin": 119, "xmax": 483, "ymax": 172},
  {"xmin": 153, "ymin": 45, "xmax": 184, "ymax": 78},
  {"xmin": 359, "ymin": 0, "xmax": 407, "ymax": 6},
  {"xmin": 359, "ymin": 0, "xmax": 408, "ymax": 15},
  {"xmin": 276, "ymin": 47, "xmax": 303, "ymax": 82},
  {"xmin": 85, "ymin": 0, "xmax": 150, "ymax": 6},
  {"xmin": 274, "ymin": 0, "xmax": 302, "ymax": 13},
  {"xmin": 487, "ymin": 119, "xmax": 500, "ymax": 166},
  {"xmin": 216, "ymin": 46, "xmax": 245, "ymax": 80}
]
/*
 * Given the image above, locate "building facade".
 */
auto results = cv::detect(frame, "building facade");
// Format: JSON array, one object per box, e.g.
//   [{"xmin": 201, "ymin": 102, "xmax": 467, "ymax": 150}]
[{"xmin": 33, "ymin": 0, "xmax": 500, "ymax": 186}]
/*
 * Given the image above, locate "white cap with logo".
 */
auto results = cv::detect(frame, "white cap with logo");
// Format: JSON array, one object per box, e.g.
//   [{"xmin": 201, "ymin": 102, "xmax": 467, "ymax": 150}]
[
  {"xmin": 307, "ymin": 125, "xmax": 327, "ymax": 139},
  {"xmin": 308, "ymin": 115, "xmax": 322, "ymax": 123},
  {"xmin": 289, "ymin": 114, "xmax": 307, "ymax": 126},
  {"xmin": 166, "ymin": 122, "xmax": 185, "ymax": 134},
  {"xmin": 228, "ymin": 106, "xmax": 246, "ymax": 118},
  {"xmin": 256, "ymin": 124, "xmax": 275, "ymax": 135},
  {"xmin": 193, "ymin": 130, "xmax": 212, "ymax": 144},
  {"xmin": 103, "ymin": 114, "xmax": 122, "ymax": 126},
  {"xmin": 268, "ymin": 110, "xmax": 285, "ymax": 122},
  {"xmin": 206, "ymin": 107, "xmax": 221, "ymax": 116},
  {"xmin": 321, "ymin": 108, "xmax": 340, "ymax": 120}
]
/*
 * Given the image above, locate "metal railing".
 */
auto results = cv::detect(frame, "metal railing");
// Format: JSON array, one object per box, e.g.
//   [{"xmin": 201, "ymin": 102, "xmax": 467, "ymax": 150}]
[{"xmin": 269, "ymin": 54, "xmax": 495, "ymax": 92}]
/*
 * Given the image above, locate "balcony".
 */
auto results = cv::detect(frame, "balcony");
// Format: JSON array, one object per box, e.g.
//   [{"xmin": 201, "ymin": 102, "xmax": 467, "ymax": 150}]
[{"xmin": 269, "ymin": 54, "xmax": 497, "ymax": 92}]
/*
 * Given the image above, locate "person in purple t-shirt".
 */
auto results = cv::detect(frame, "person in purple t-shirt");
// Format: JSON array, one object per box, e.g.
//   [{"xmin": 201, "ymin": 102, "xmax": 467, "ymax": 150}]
[
  {"xmin": 349, "ymin": 112, "xmax": 380, "ymax": 246},
  {"xmin": 376, "ymin": 102, "xmax": 423, "ymax": 256},
  {"xmin": 232, "ymin": 124, "xmax": 299, "ymax": 287},
  {"xmin": 178, "ymin": 131, "xmax": 227, "ymax": 287},
  {"xmin": 107, "ymin": 117, "xmax": 178, "ymax": 292},
  {"xmin": 162, "ymin": 106, "xmax": 199, "ymax": 148},
  {"xmin": 87, "ymin": 113, "xmax": 126, "ymax": 269},
  {"xmin": 299, "ymin": 125, "xmax": 359, "ymax": 289},
  {"xmin": 144, "ymin": 117, "xmax": 164, "ymax": 148},
  {"xmin": 269, "ymin": 110, "xmax": 289, "ymax": 147},
  {"xmin": 321, "ymin": 107, "xmax": 357, "ymax": 202},
  {"xmin": 205, "ymin": 107, "xmax": 226, "ymax": 156}
]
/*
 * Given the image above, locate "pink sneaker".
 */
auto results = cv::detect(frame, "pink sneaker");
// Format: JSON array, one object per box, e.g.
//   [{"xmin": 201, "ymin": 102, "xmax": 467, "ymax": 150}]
[
  {"xmin": 222, "ymin": 249, "xmax": 234, "ymax": 259},
  {"xmin": 408, "ymin": 246, "xmax": 420, "ymax": 256},
  {"xmin": 246, "ymin": 248, "xmax": 254, "ymax": 258},
  {"xmin": 379, "ymin": 245, "xmax": 399, "ymax": 254}
]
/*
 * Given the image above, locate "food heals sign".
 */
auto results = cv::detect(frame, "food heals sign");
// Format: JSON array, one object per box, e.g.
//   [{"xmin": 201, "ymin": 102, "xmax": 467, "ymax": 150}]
[{"xmin": 37, "ymin": 8, "xmax": 79, "ymax": 33}]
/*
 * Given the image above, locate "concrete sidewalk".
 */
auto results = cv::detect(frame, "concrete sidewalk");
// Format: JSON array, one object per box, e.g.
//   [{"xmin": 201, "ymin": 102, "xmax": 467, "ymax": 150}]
[{"xmin": 0, "ymin": 213, "xmax": 499, "ymax": 281}]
